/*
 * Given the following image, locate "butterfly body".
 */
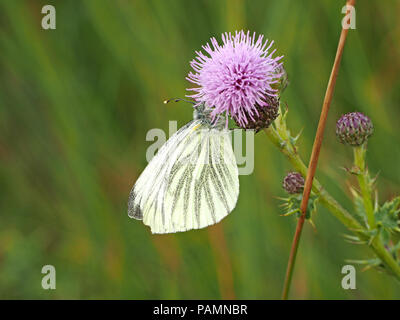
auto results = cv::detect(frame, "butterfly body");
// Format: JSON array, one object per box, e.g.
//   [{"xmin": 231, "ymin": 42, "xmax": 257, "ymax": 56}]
[{"xmin": 128, "ymin": 104, "xmax": 239, "ymax": 234}]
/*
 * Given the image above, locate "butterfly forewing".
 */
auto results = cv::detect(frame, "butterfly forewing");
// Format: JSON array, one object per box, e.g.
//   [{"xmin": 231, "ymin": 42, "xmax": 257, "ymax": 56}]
[
  {"xmin": 128, "ymin": 120, "xmax": 239, "ymax": 234},
  {"xmin": 128, "ymin": 120, "xmax": 198, "ymax": 219}
]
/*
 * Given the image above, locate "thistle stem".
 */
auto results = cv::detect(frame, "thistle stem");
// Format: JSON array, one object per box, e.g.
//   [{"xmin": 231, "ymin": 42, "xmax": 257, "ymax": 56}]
[
  {"xmin": 264, "ymin": 126, "xmax": 400, "ymax": 284},
  {"xmin": 353, "ymin": 145, "xmax": 375, "ymax": 229},
  {"xmin": 265, "ymin": 127, "xmax": 361, "ymax": 230}
]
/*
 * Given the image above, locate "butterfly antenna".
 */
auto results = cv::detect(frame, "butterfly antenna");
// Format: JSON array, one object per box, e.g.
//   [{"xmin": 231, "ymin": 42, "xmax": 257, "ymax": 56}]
[{"xmin": 163, "ymin": 98, "xmax": 196, "ymax": 105}]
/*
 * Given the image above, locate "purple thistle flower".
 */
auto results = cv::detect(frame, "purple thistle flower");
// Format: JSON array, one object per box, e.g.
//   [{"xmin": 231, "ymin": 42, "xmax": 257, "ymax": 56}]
[
  {"xmin": 336, "ymin": 112, "xmax": 374, "ymax": 146},
  {"xmin": 186, "ymin": 30, "xmax": 283, "ymax": 127}
]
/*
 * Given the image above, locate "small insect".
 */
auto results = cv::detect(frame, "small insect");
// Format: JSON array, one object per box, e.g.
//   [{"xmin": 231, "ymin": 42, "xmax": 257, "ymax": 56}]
[{"xmin": 128, "ymin": 101, "xmax": 239, "ymax": 234}]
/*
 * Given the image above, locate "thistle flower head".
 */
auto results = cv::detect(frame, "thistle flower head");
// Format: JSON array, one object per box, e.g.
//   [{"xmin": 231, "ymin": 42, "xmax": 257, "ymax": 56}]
[
  {"xmin": 336, "ymin": 112, "xmax": 374, "ymax": 146},
  {"xmin": 187, "ymin": 30, "xmax": 283, "ymax": 128},
  {"xmin": 283, "ymin": 172, "xmax": 305, "ymax": 194}
]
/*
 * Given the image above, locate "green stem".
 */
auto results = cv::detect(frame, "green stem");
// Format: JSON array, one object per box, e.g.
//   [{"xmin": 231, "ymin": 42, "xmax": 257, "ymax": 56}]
[
  {"xmin": 353, "ymin": 145, "xmax": 375, "ymax": 229},
  {"xmin": 264, "ymin": 126, "xmax": 400, "ymax": 281}
]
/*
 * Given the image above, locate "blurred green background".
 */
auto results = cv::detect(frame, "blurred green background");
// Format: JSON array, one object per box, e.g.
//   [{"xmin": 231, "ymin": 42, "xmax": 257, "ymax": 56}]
[{"xmin": 1, "ymin": 0, "xmax": 400, "ymax": 299}]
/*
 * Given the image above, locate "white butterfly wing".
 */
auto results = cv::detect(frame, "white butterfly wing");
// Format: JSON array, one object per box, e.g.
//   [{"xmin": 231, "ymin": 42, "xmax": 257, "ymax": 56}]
[
  {"xmin": 128, "ymin": 120, "xmax": 239, "ymax": 234},
  {"xmin": 128, "ymin": 120, "xmax": 200, "ymax": 220}
]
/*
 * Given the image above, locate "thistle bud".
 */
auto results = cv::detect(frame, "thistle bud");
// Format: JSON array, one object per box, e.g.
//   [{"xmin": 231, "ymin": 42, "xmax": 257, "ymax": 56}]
[
  {"xmin": 336, "ymin": 112, "xmax": 374, "ymax": 146},
  {"xmin": 236, "ymin": 95, "xmax": 280, "ymax": 132},
  {"xmin": 283, "ymin": 172, "xmax": 305, "ymax": 194}
]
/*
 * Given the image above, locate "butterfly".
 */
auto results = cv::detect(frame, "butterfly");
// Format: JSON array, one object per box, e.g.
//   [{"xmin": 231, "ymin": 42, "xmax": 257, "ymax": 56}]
[{"xmin": 128, "ymin": 102, "xmax": 239, "ymax": 234}]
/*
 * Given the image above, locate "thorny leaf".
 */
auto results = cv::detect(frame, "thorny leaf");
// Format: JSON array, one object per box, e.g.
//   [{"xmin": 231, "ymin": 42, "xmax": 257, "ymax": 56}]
[
  {"xmin": 289, "ymin": 128, "xmax": 303, "ymax": 147},
  {"xmin": 279, "ymin": 193, "xmax": 319, "ymax": 225},
  {"xmin": 349, "ymin": 187, "xmax": 367, "ymax": 225},
  {"xmin": 346, "ymin": 258, "xmax": 383, "ymax": 272},
  {"xmin": 375, "ymin": 196, "xmax": 400, "ymax": 245}
]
